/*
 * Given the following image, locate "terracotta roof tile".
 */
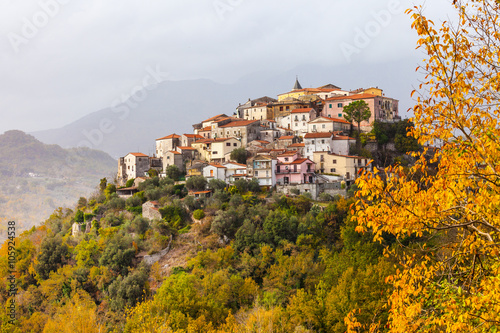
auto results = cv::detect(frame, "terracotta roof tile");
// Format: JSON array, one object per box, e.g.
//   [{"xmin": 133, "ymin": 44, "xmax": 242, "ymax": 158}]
[
  {"xmin": 202, "ymin": 114, "xmax": 227, "ymax": 123},
  {"xmin": 291, "ymin": 108, "xmax": 314, "ymax": 113},
  {"xmin": 128, "ymin": 152, "xmax": 148, "ymax": 157},
  {"xmin": 183, "ymin": 134, "xmax": 204, "ymax": 139},
  {"xmin": 325, "ymin": 93, "xmax": 377, "ymax": 101},
  {"xmin": 304, "ymin": 132, "xmax": 334, "ymax": 139},
  {"xmin": 332, "ymin": 135, "xmax": 356, "ymax": 140},
  {"xmin": 219, "ymin": 120, "xmax": 259, "ymax": 128},
  {"xmin": 156, "ymin": 134, "xmax": 181, "ymax": 140}
]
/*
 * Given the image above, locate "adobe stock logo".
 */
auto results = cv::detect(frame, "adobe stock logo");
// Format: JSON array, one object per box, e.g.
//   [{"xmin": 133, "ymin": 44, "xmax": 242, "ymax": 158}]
[
  {"xmin": 340, "ymin": 0, "xmax": 402, "ymax": 63},
  {"xmin": 213, "ymin": 0, "xmax": 244, "ymax": 21},
  {"xmin": 7, "ymin": 0, "xmax": 71, "ymax": 54}
]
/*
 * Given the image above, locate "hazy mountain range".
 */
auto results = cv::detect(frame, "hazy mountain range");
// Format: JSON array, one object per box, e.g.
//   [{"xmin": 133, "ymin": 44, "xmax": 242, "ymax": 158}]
[
  {"xmin": 31, "ymin": 62, "xmax": 419, "ymax": 158},
  {"xmin": 0, "ymin": 130, "xmax": 116, "ymax": 240}
]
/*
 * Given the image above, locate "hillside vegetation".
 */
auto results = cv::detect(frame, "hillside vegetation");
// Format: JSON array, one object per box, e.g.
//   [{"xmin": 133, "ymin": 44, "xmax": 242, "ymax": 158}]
[
  {"xmin": 0, "ymin": 177, "xmax": 396, "ymax": 332},
  {"xmin": 0, "ymin": 130, "xmax": 116, "ymax": 241}
]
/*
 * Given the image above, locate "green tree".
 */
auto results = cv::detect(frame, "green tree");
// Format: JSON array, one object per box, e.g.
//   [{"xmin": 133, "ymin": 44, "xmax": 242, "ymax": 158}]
[
  {"xmin": 343, "ymin": 100, "xmax": 371, "ymax": 140},
  {"xmin": 77, "ymin": 197, "xmax": 87, "ymax": 209},
  {"xmin": 125, "ymin": 178, "xmax": 135, "ymax": 187},
  {"xmin": 147, "ymin": 168, "xmax": 159, "ymax": 178},
  {"xmin": 166, "ymin": 165, "xmax": 182, "ymax": 181},
  {"xmin": 74, "ymin": 209, "xmax": 84, "ymax": 223},
  {"xmin": 35, "ymin": 235, "xmax": 69, "ymax": 280},
  {"xmin": 99, "ymin": 177, "xmax": 107, "ymax": 191},
  {"xmin": 185, "ymin": 175, "xmax": 207, "ymax": 191},
  {"xmin": 230, "ymin": 147, "xmax": 248, "ymax": 164},
  {"xmin": 208, "ymin": 178, "xmax": 226, "ymax": 191}
]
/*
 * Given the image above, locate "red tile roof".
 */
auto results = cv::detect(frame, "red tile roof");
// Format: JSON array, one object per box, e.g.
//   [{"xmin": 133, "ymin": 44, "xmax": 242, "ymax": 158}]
[
  {"xmin": 290, "ymin": 158, "xmax": 310, "ymax": 164},
  {"xmin": 183, "ymin": 134, "xmax": 204, "ymax": 139},
  {"xmin": 291, "ymin": 108, "xmax": 314, "ymax": 113},
  {"xmin": 325, "ymin": 93, "xmax": 377, "ymax": 101},
  {"xmin": 156, "ymin": 133, "xmax": 181, "ymax": 140},
  {"xmin": 304, "ymin": 132, "xmax": 334, "ymax": 139},
  {"xmin": 168, "ymin": 151, "xmax": 182, "ymax": 155},
  {"xmin": 231, "ymin": 173, "xmax": 247, "ymax": 177},
  {"xmin": 332, "ymin": 135, "xmax": 356, "ymax": 140},
  {"xmin": 199, "ymin": 126, "xmax": 211, "ymax": 131},
  {"xmin": 193, "ymin": 139, "xmax": 214, "ymax": 144},
  {"xmin": 288, "ymin": 143, "xmax": 305, "ymax": 147},
  {"xmin": 128, "ymin": 152, "xmax": 148, "ymax": 157},
  {"xmin": 208, "ymin": 163, "xmax": 226, "ymax": 168},
  {"xmin": 202, "ymin": 114, "xmax": 227, "ymax": 123},
  {"xmin": 213, "ymin": 137, "xmax": 236, "ymax": 142},
  {"xmin": 219, "ymin": 120, "xmax": 259, "ymax": 128},
  {"xmin": 177, "ymin": 146, "xmax": 197, "ymax": 150},
  {"xmin": 193, "ymin": 190, "xmax": 212, "ymax": 194},
  {"xmin": 278, "ymin": 151, "xmax": 298, "ymax": 157},
  {"xmin": 278, "ymin": 135, "xmax": 294, "ymax": 140}
]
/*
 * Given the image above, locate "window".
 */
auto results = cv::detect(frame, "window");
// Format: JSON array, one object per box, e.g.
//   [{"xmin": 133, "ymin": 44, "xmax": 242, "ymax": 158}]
[
  {"xmin": 322, "ymin": 124, "xmax": 325, "ymax": 128},
  {"xmin": 321, "ymin": 140, "xmax": 325, "ymax": 144},
  {"xmin": 332, "ymin": 159, "xmax": 337, "ymax": 164},
  {"xmin": 167, "ymin": 156, "xmax": 170, "ymax": 160},
  {"xmin": 233, "ymin": 143, "xmax": 237, "ymax": 146},
  {"xmin": 280, "ymin": 106, "xmax": 283, "ymax": 111},
  {"xmin": 285, "ymin": 157, "xmax": 289, "ymax": 161},
  {"xmin": 312, "ymin": 140, "xmax": 315, "ymax": 144},
  {"xmin": 313, "ymin": 125, "xmax": 316, "ymax": 130},
  {"xmin": 226, "ymin": 143, "xmax": 230, "ymax": 146},
  {"xmin": 329, "ymin": 104, "xmax": 332, "ymax": 108},
  {"xmin": 338, "ymin": 113, "xmax": 342, "ymax": 117},
  {"xmin": 210, "ymin": 170, "xmax": 214, "ymax": 177},
  {"xmin": 212, "ymin": 151, "xmax": 218, "ymax": 154},
  {"xmin": 302, "ymin": 115, "xmax": 306, "ymax": 121},
  {"xmin": 286, "ymin": 106, "xmax": 290, "ymax": 110},
  {"xmin": 338, "ymin": 103, "xmax": 343, "ymax": 107},
  {"xmin": 255, "ymin": 171, "xmax": 258, "ymax": 176},
  {"xmin": 295, "ymin": 116, "xmax": 299, "ymax": 121},
  {"xmin": 277, "ymin": 165, "xmax": 281, "ymax": 172},
  {"xmin": 294, "ymin": 165, "xmax": 297, "ymax": 172}
]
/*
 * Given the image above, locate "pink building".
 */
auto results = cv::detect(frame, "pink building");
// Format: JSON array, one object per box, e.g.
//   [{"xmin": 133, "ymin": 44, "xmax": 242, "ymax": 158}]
[
  {"xmin": 275, "ymin": 152, "xmax": 316, "ymax": 185},
  {"xmin": 322, "ymin": 93, "xmax": 399, "ymax": 131}
]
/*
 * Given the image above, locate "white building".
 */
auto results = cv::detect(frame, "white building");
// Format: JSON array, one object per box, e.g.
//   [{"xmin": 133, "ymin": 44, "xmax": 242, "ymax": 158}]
[
  {"xmin": 291, "ymin": 108, "xmax": 316, "ymax": 137},
  {"xmin": 303, "ymin": 132, "xmax": 335, "ymax": 160}
]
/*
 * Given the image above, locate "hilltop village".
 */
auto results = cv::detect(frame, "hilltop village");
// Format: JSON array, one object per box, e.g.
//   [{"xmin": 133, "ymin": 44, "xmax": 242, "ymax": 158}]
[{"xmin": 116, "ymin": 79, "xmax": 400, "ymax": 199}]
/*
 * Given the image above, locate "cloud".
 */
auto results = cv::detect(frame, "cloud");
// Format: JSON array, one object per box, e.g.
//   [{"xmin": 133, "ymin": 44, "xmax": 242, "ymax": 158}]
[{"xmin": 0, "ymin": 0, "xmax": 455, "ymax": 134}]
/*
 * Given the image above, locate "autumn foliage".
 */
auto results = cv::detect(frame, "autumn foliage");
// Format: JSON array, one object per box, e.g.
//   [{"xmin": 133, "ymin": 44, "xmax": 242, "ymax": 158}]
[{"xmin": 354, "ymin": 0, "xmax": 500, "ymax": 331}]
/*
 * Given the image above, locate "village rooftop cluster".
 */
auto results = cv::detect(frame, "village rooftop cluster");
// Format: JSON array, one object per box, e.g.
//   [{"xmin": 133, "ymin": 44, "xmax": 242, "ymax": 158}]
[{"xmin": 116, "ymin": 78, "xmax": 400, "ymax": 198}]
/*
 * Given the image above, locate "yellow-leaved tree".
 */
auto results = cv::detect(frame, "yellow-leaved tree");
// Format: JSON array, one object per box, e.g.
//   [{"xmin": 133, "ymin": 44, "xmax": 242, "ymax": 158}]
[{"xmin": 352, "ymin": 0, "xmax": 500, "ymax": 331}]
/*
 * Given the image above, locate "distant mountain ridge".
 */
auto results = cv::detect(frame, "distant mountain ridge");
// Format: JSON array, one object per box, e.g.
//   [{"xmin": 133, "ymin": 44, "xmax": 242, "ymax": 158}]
[
  {"xmin": 0, "ymin": 130, "xmax": 116, "ymax": 240},
  {"xmin": 31, "ymin": 62, "xmax": 419, "ymax": 158}
]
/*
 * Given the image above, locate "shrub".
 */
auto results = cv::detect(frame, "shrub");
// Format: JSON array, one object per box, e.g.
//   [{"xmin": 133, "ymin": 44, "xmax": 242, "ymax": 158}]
[
  {"xmin": 319, "ymin": 192, "xmax": 333, "ymax": 201},
  {"xmin": 125, "ymin": 178, "xmax": 135, "ymax": 188},
  {"xmin": 193, "ymin": 209, "xmax": 205, "ymax": 220}
]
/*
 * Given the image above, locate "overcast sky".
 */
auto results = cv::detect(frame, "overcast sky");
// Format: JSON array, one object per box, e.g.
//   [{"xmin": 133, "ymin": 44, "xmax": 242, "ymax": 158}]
[{"xmin": 0, "ymin": 0, "xmax": 455, "ymax": 134}]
